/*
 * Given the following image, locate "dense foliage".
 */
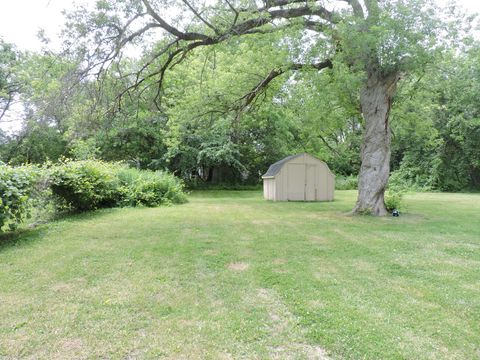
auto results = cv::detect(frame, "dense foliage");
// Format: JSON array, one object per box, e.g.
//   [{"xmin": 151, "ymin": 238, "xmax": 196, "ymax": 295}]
[
  {"xmin": 50, "ymin": 160, "xmax": 122, "ymax": 211},
  {"xmin": 0, "ymin": 161, "xmax": 187, "ymax": 232},
  {"xmin": 3, "ymin": 43, "xmax": 478, "ymax": 192},
  {"xmin": 0, "ymin": 164, "xmax": 38, "ymax": 231},
  {"xmin": 117, "ymin": 167, "xmax": 188, "ymax": 206},
  {"xmin": 0, "ymin": 1, "xmax": 478, "ymax": 195},
  {"xmin": 390, "ymin": 48, "xmax": 480, "ymax": 191}
]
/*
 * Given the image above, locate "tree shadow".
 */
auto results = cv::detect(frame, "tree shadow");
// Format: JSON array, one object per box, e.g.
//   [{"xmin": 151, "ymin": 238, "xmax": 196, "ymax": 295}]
[
  {"xmin": 0, "ymin": 227, "xmax": 45, "ymax": 252},
  {"xmin": 0, "ymin": 208, "xmax": 118, "ymax": 253}
]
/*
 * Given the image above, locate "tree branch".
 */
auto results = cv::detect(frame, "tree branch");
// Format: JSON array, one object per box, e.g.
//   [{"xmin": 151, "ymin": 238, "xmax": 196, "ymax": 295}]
[
  {"xmin": 224, "ymin": 0, "xmax": 239, "ymax": 25},
  {"xmin": 0, "ymin": 93, "xmax": 14, "ymax": 121},
  {"xmin": 181, "ymin": 0, "xmax": 219, "ymax": 34},
  {"xmin": 88, "ymin": 0, "xmax": 343, "ymax": 114},
  {"xmin": 339, "ymin": 0, "xmax": 365, "ymax": 19},
  {"xmin": 238, "ymin": 59, "xmax": 333, "ymax": 109},
  {"xmin": 364, "ymin": 0, "xmax": 380, "ymax": 21},
  {"xmin": 141, "ymin": 0, "xmax": 211, "ymax": 40}
]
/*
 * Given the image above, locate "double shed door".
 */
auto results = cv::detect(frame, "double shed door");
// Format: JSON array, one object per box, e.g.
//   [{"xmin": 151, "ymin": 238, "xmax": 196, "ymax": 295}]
[{"xmin": 287, "ymin": 164, "xmax": 317, "ymax": 201}]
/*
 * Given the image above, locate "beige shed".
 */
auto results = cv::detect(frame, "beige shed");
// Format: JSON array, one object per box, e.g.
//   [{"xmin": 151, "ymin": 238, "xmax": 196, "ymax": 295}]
[{"xmin": 262, "ymin": 153, "xmax": 335, "ymax": 201}]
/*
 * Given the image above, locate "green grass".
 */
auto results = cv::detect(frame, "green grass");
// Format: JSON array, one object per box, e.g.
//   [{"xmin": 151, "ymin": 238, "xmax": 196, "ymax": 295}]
[{"xmin": 1, "ymin": 190, "xmax": 479, "ymax": 359}]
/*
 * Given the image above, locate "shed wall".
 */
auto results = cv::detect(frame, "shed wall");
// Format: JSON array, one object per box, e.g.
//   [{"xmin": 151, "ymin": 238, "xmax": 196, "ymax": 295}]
[
  {"xmin": 262, "ymin": 153, "xmax": 335, "ymax": 202},
  {"xmin": 263, "ymin": 178, "xmax": 276, "ymax": 200}
]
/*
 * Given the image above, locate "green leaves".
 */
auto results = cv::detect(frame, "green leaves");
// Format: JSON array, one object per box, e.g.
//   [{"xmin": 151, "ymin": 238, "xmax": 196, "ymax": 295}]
[
  {"xmin": 0, "ymin": 39, "xmax": 21, "ymax": 120},
  {"xmin": 49, "ymin": 160, "xmax": 187, "ymax": 212},
  {"xmin": 0, "ymin": 164, "xmax": 39, "ymax": 231},
  {"xmin": 0, "ymin": 161, "xmax": 187, "ymax": 232},
  {"xmin": 337, "ymin": 0, "xmax": 465, "ymax": 77}
]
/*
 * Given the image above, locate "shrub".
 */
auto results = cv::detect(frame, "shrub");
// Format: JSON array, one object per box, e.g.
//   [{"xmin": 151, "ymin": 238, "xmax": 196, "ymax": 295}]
[
  {"xmin": 335, "ymin": 175, "xmax": 358, "ymax": 190},
  {"xmin": 118, "ymin": 167, "xmax": 188, "ymax": 206},
  {"xmin": 388, "ymin": 168, "xmax": 434, "ymax": 192},
  {"xmin": 1, "ymin": 161, "xmax": 187, "ymax": 231},
  {"xmin": 49, "ymin": 160, "xmax": 123, "ymax": 211},
  {"xmin": 50, "ymin": 160, "xmax": 188, "ymax": 211},
  {"xmin": 28, "ymin": 174, "xmax": 68, "ymax": 225},
  {"xmin": 0, "ymin": 164, "xmax": 39, "ymax": 231},
  {"xmin": 384, "ymin": 190, "xmax": 404, "ymax": 212},
  {"xmin": 185, "ymin": 181, "xmax": 261, "ymax": 191}
]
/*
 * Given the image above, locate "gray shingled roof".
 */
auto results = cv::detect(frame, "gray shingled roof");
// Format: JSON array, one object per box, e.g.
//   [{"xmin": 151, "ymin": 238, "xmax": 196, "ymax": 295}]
[{"xmin": 262, "ymin": 154, "xmax": 304, "ymax": 178}]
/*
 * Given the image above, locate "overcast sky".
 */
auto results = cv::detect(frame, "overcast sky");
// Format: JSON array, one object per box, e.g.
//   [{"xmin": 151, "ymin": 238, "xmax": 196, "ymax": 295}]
[{"xmin": 0, "ymin": 0, "xmax": 479, "ymax": 51}]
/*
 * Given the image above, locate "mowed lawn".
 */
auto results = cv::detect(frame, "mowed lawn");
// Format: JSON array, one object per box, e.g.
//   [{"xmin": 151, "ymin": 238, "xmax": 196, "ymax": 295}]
[{"xmin": 0, "ymin": 191, "xmax": 479, "ymax": 359}]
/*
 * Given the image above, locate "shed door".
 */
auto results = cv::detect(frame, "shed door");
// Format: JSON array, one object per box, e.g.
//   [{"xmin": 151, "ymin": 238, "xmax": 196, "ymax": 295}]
[
  {"xmin": 287, "ymin": 164, "xmax": 305, "ymax": 201},
  {"xmin": 305, "ymin": 165, "xmax": 316, "ymax": 201}
]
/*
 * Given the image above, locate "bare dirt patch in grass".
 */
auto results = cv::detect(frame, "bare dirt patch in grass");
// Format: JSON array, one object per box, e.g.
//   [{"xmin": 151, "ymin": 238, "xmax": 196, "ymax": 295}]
[
  {"xmin": 227, "ymin": 262, "xmax": 249, "ymax": 271},
  {"xmin": 203, "ymin": 249, "xmax": 219, "ymax": 256},
  {"xmin": 35, "ymin": 338, "xmax": 88, "ymax": 360},
  {"xmin": 272, "ymin": 258, "xmax": 289, "ymax": 273},
  {"xmin": 255, "ymin": 288, "xmax": 330, "ymax": 359},
  {"xmin": 352, "ymin": 259, "xmax": 377, "ymax": 272},
  {"xmin": 309, "ymin": 234, "xmax": 329, "ymax": 244},
  {"xmin": 50, "ymin": 281, "xmax": 74, "ymax": 293},
  {"xmin": 313, "ymin": 263, "xmax": 339, "ymax": 279},
  {"xmin": 251, "ymin": 219, "xmax": 276, "ymax": 226},
  {"xmin": 257, "ymin": 287, "xmax": 294, "ymax": 335},
  {"xmin": 273, "ymin": 258, "xmax": 287, "ymax": 265},
  {"xmin": 61, "ymin": 338, "xmax": 84, "ymax": 352},
  {"xmin": 271, "ymin": 343, "xmax": 330, "ymax": 360},
  {"xmin": 308, "ymin": 299, "xmax": 327, "ymax": 309}
]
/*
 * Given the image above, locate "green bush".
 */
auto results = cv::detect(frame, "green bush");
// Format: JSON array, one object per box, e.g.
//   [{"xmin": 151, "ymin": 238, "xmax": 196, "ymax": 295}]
[
  {"xmin": 185, "ymin": 181, "xmax": 262, "ymax": 191},
  {"xmin": 0, "ymin": 164, "xmax": 39, "ymax": 231},
  {"xmin": 384, "ymin": 190, "xmax": 404, "ymax": 212},
  {"xmin": 50, "ymin": 160, "xmax": 187, "ymax": 211},
  {"xmin": 118, "ymin": 167, "xmax": 188, "ymax": 206},
  {"xmin": 1, "ymin": 161, "xmax": 187, "ymax": 231},
  {"xmin": 388, "ymin": 169, "xmax": 433, "ymax": 192},
  {"xmin": 335, "ymin": 175, "xmax": 358, "ymax": 190},
  {"xmin": 49, "ymin": 160, "xmax": 122, "ymax": 211}
]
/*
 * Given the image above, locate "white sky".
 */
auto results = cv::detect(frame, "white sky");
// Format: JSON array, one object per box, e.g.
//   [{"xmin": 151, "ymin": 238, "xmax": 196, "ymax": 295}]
[
  {"xmin": 0, "ymin": 0, "xmax": 96, "ymax": 51},
  {"xmin": 0, "ymin": 0, "xmax": 479, "ymax": 51},
  {"xmin": 0, "ymin": 0, "xmax": 479, "ymax": 133}
]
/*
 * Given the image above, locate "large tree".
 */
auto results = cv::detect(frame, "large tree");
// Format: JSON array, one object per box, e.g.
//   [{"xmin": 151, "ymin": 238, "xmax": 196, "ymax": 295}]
[
  {"xmin": 64, "ymin": 0, "xmax": 462, "ymax": 215},
  {"xmin": 0, "ymin": 39, "xmax": 20, "ymax": 122}
]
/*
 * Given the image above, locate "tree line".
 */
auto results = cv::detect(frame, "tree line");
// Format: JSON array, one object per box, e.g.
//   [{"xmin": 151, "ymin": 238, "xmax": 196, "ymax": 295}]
[{"xmin": 0, "ymin": 1, "xmax": 479, "ymax": 213}]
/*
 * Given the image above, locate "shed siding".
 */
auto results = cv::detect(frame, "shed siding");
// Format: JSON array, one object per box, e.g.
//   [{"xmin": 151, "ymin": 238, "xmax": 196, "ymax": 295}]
[
  {"xmin": 262, "ymin": 153, "xmax": 335, "ymax": 202},
  {"xmin": 263, "ymin": 178, "xmax": 274, "ymax": 200},
  {"xmin": 327, "ymin": 172, "xmax": 334, "ymax": 201},
  {"xmin": 305, "ymin": 165, "xmax": 316, "ymax": 201},
  {"xmin": 287, "ymin": 163, "xmax": 305, "ymax": 200},
  {"xmin": 276, "ymin": 171, "xmax": 284, "ymax": 201}
]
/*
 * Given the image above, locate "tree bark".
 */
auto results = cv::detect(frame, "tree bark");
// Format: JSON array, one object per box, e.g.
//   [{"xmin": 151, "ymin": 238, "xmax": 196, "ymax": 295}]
[{"xmin": 353, "ymin": 71, "xmax": 399, "ymax": 216}]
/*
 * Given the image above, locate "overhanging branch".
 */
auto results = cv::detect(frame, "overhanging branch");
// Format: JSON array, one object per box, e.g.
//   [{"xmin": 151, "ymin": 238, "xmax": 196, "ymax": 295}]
[
  {"xmin": 80, "ymin": 0, "xmax": 351, "ymax": 114},
  {"xmin": 238, "ymin": 59, "xmax": 333, "ymax": 110}
]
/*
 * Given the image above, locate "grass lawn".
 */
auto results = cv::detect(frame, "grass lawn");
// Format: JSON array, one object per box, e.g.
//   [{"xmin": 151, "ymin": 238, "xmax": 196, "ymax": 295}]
[{"xmin": 1, "ymin": 190, "xmax": 479, "ymax": 359}]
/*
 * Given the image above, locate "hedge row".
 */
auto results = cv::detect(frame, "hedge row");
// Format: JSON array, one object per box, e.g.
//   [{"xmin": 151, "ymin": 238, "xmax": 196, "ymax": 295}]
[
  {"xmin": 0, "ymin": 160, "xmax": 187, "ymax": 232},
  {"xmin": 0, "ymin": 165, "xmax": 39, "ymax": 231}
]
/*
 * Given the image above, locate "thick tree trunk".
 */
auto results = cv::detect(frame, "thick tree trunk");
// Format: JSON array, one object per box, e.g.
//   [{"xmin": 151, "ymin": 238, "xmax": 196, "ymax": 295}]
[{"xmin": 353, "ymin": 72, "xmax": 399, "ymax": 216}]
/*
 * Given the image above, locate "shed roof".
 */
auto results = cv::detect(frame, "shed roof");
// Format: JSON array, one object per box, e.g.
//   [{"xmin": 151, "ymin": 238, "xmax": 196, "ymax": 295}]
[{"xmin": 262, "ymin": 153, "xmax": 304, "ymax": 178}]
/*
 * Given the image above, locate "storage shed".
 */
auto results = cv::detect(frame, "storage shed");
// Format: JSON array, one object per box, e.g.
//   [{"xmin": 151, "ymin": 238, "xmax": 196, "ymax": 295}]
[{"xmin": 262, "ymin": 153, "xmax": 335, "ymax": 201}]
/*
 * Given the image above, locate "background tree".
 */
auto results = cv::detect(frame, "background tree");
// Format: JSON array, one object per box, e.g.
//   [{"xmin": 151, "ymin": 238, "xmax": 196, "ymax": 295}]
[
  {"xmin": 0, "ymin": 39, "xmax": 20, "ymax": 121},
  {"xmin": 390, "ymin": 45, "xmax": 480, "ymax": 191}
]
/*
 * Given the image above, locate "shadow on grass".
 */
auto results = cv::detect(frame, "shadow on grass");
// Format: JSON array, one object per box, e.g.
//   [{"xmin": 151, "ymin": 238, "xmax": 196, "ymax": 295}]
[
  {"xmin": 0, "ymin": 227, "xmax": 44, "ymax": 252},
  {"xmin": 0, "ymin": 208, "xmax": 120, "ymax": 252},
  {"xmin": 189, "ymin": 190, "xmax": 263, "ymax": 199}
]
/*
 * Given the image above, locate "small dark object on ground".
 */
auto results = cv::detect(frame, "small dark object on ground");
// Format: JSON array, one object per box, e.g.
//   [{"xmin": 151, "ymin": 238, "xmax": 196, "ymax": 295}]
[{"xmin": 392, "ymin": 209, "xmax": 400, "ymax": 217}]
